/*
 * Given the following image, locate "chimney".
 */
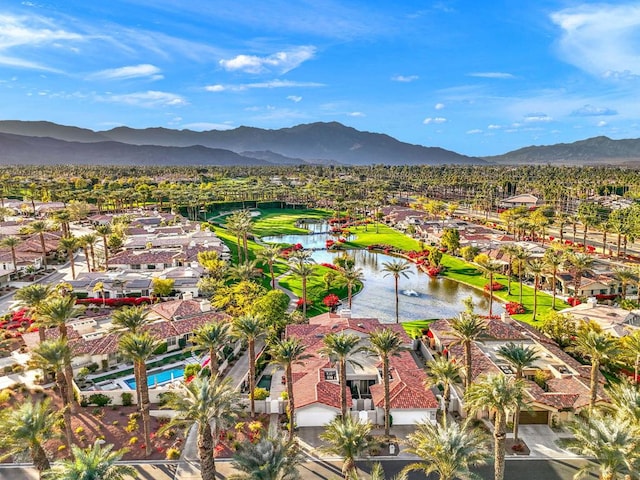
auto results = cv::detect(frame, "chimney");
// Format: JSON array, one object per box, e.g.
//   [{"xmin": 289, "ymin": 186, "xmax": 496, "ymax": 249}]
[
  {"xmin": 200, "ymin": 299, "xmax": 211, "ymax": 312},
  {"xmin": 182, "ymin": 292, "xmax": 193, "ymax": 301},
  {"xmin": 586, "ymin": 297, "xmax": 597, "ymax": 309},
  {"xmin": 501, "ymin": 312, "xmax": 509, "ymax": 322},
  {"xmin": 338, "ymin": 308, "xmax": 351, "ymax": 318}
]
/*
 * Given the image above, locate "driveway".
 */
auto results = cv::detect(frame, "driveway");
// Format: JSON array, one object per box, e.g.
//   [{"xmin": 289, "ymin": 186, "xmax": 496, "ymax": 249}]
[{"xmin": 517, "ymin": 425, "xmax": 577, "ymax": 459}]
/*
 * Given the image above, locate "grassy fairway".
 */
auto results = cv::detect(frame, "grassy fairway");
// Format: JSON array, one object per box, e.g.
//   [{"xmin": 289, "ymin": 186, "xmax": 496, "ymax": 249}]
[
  {"xmin": 250, "ymin": 208, "xmax": 332, "ymax": 237},
  {"xmin": 440, "ymin": 254, "xmax": 567, "ymax": 325},
  {"xmin": 401, "ymin": 319, "xmax": 435, "ymax": 339},
  {"xmin": 343, "ymin": 224, "xmax": 423, "ymax": 251}
]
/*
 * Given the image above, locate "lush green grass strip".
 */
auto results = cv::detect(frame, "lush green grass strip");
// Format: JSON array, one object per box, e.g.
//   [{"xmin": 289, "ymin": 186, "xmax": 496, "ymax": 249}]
[
  {"xmin": 250, "ymin": 208, "xmax": 332, "ymax": 237},
  {"xmin": 342, "ymin": 224, "xmax": 423, "ymax": 251},
  {"xmin": 401, "ymin": 319, "xmax": 435, "ymax": 339}
]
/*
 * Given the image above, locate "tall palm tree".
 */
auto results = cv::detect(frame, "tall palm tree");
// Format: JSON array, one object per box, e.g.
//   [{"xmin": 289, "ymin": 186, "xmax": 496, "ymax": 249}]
[
  {"xmin": 526, "ymin": 258, "xmax": 545, "ymax": 321},
  {"xmin": 110, "ymin": 305, "xmax": 151, "ymax": 335},
  {"xmin": 382, "ymin": 260, "xmax": 412, "ymax": 323},
  {"xmin": 39, "ymin": 295, "xmax": 83, "ymax": 409},
  {"xmin": 621, "ymin": 330, "xmax": 640, "ymax": 383},
  {"xmin": 29, "ymin": 339, "xmax": 74, "ymax": 449},
  {"xmin": 572, "ymin": 329, "xmax": 620, "ymax": 410},
  {"xmin": 477, "ymin": 258, "xmax": 502, "ymax": 318},
  {"xmin": 513, "ymin": 248, "xmax": 531, "ymax": 304},
  {"xmin": 496, "ymin": 342, "xmax": 541, "ymax": 442},
  {"xmin": 564, "ymin": 252, "xmax": 595, "ymax": 299},
  {"xmin": 14, "ymin": 283, "xmax": 53, "ymax": 343},
  {"xmin": 499, "ymin": 244, "xmax": 520, "ymax": 296},
  {"xmin": 0, "ymin": 398, "xmax": 59, "ymax": 475},
  {"xmin": 0, "ymin": 235, "xmax": 20, "ymax": 276},
  {"xmin": 119, "ymin": 331, "xmax": 160, "ymax": 457},
  {"xmin": 319, "ymin": 416, "xmax": 378, "ymax": 480},
  {"xmin": 160, "ymin": 374, "xmax": 241, "ymax": 480},
  {"xmin": 52, "ymin": 209, "xmax": 72, "ymax": 238},
  {"xmin": 95, "ymin": 223, "xmax": 113, "ymax": 270},
  {"xmin": 230, "ymin": 436, "xmax": 304, "ymax": 480},
  {"xmin": 80, "ymin": 233, "xmax": 99, "ymax": 271},
  {"xmin": 566, "ymin": 412, "xmax": 640, "ymax": 480},
  {"xmin": 226, "ymin": 210, "xmax": 252, "ymax": 264},
  {"xmin": 604, "ymin": 378, "xmax": 640, "ymax": 425},
  {"xmin": 233, "ymin": 314, "xmax": 266, "ymax": 418},
  {"xmin": 76, "ymin": 234, "xmax": 92, "ymax": 273},
  {"xmin": 402, "ymin": 419, "xmax": 491, "ymax": 480},
  {"xmin": 257, "ymin": 244, "xmax": 281, "ymax": 290},
  {"xmin": 28, "ymin": 220, "xmax": 52, "ymax": 269},
  {"xmin": 613, "ymin": 268, "xmax": 635, "ymax": 301},
  {"xmin": 192, "ymin": 321, "xmax": 232, "ymax": 378},
  {"xmin": 269, "ymin": 337, "xmax": 312, "ymax": 439},
  {"xmin": 228, "ymin": 260, "xmax": 262, "ymax": 282},
  {"xmin": 288, "ymin": 259, "xmax": 315, "ymax": 318},
  {"xmin": 340, "ymin": 265, "xmax": 365, "ymax": 309},
  {"xmin": 44, "ymin": 440, "xmax": 135, "ymax": 480},
  {"xmin": 58, "ymin": 235, "xmax": 78, "ymax": 280},
  {"xmin": 450, "ymin": 312, "xmax": 485, "ymax": 389},
  {"xmin": 426, "ymin": 356, "xmax": 462, "ymax": 426},
  {"xmin": 319, "ymin": 332, "xmax": 363, "ymax": 419},
  {"xmin": 465, "ymin": 374, "xmax": 527, "ymax": 480},
  {"xmin": 542, "ymin": 248, "xmax": 563, "ymax": 309},
  {"xmin": 365, "ymin": 328, "xmax": 405, "ymax": 436}
]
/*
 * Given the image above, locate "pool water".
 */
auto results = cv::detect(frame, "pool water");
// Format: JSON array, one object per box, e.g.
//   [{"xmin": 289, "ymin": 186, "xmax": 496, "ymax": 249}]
[
  {"xmin": 124, "ymin": 366, "xmax": 184, "ymax": 389},
  {"xmin": 257, "ymin": 375, "xmax": 272, "ymax": 391}
]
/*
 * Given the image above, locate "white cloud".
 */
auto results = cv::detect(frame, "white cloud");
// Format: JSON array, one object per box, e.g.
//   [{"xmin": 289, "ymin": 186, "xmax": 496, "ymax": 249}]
[
  {"xmin": 551, "ymin": 4, "xmax": 640, "ymax": 78},
  {"xmin": 523, "ymin": 113, "xmax": 552, "ymax": 123},
  {"xmin": 488, "ymin": 124, "xmax": 501, "ymax": 129},
  {"xmin": 571, "ymin": 104, "xmax": 617, "ymax": 116},
  {"xmin": 348, "ymin": 111, "xmax": 365, "ymax": 117},
  {"xmin": 219, "ymin": 46, "xmax": 316, "ymax": 74},
  {"xmin": 206, "ymin": 79, "xmax": 324, "ymax": 92},
  {"xmin": 434, "ymin": 103, "xmax": 445, "ymax": 110},
  {"xmin": 423, "ymin": 117, "xmax": 447, "ymax": 124},
  {"xmin": 89, "ymin": 64, "xmax": 163, "ymax": 81},
  {"xmin": 466, "ymin": 129, "xmax": 482, "ymax": 134},
  {"xmin": 468, "ymin": 72, "xmax": 514, "ymax": 79},
  {"xmin": 100, "ymin": 90, "xmax": 187, "ymax": 107},
  {"xmin": 597, "ymin": 120, "xmax": 608, "ymax": 127},
  {"xmin": 287, "ymin": 95, "xmax": 302, "ymax": 102},
  {"xmin": 181, "ymin": 122, "xmax": 234, "ymax": 131},
  {"xmin": 391, "ymin": 74, "xmax": 418, "ymax": 82}
]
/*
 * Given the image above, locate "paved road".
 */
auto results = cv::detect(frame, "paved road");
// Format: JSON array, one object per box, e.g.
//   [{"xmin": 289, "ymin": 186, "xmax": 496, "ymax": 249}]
[{"xmin": 0, "ymin": 458, "xmax": 595, "ymax": 480}]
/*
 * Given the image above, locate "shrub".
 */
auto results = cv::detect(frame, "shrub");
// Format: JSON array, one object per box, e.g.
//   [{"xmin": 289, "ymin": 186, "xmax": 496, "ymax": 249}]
[
  {"xmin": 86, "ymin": 362, "xmax": 100, "ymax": 373},
  {"xmin": 184, "ymin": 363, "xmax": 202, "ymax": 379},
  {"xmin": 153, "ymin": 342, "xmax": 168, "ymax": 355},
  {"xmin": 248, "ymin": 421, "xmax": 263, "ymax": 433},
  {"xmin": 125, "ymin": 418, "xmax": 138, "ymax": 433},
  {"xmin": 121, "ymin": 392, "xmax": 133, "ymax": 407},
  {"xmin": 484, "ymin": 282, "xmax": 504, "ymax": 292},
  {"xmin": 57, "ymin": 445, "xmax": 67, "ymax": 452},
  {"xmin": 280, "ymin": 391, "xmax": 288, "ymax": 400},
  {"xmin": 166, "ymin": 447, "xmax": 181, "ymax": 460},
  {"xmin": 253, "ymin": 387, "xmax": 269, "ymax": 400},
  {"xmin": 0, "ymin": 389, "xmax": 12, "ymax": 403},
  {"xmin": 322, "ymin": 294, "xmax": 340, "ymax": 309},
  {"xmin": 505, "ymin": 302, "xmax": 525, "ymax": 315},
  {"xmin": 88, "ymin": 393, "xmax": 112, "ymax": 407},
  {"xmin": 75, "ymin": 427, "xmax": 85, "ymax": 435},
  {"xmin": 129, "ymin": 436, "xmax": 138, "ymax": 445}
]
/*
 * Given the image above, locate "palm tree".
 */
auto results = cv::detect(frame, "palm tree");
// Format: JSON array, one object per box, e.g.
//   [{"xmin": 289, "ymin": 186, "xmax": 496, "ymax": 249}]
[
  {"xmin": 58, "ymin": 235, "xmax": 78, "ymax": 279},
  {"xmin": 28, "ymin": 219, "xmax": 52, "ymax": 269},
  {"xmin": 95, "ymin": 223, "xmax": 113, "ymax": 270},
  {"xmin": 80, "ymin": 233, "xmax": 99, "ymax": 271},
  {"xmin": 160, "ymin": 374, "xmax": 241, "ymax": 480},
  {"xmin": 228, "ymin": 260, "xmax": 262, "ymax": 282},
  {"xmin": 44, "ymin": 441, "xmax": 135, "ymax": 480},
  {"xmin": 29, "ymin": 339, "xmax": 74, "ymax": 449},
  {"xmin": 426, "ymin": 356, "xmax": 462, "ymax": 426},
  {"xmin": 0, "ymin": 235, "xmax": 20, "ymax": 276},
  {"xmin": 93, "ymin": 281, "xmax": 106, "ymax": 306},
  {"xmin": 477, "ymin": 258, "xmax": 502, "ymax": 318},
  {"xmin": 513, "ymin": 248, "xmax": 531, "ymax": 304},
  {"xmin": 14, "ymin": 284, "xmax": 53, "ymax": 343},
  {"xmin": 402, "ymin": 419, "xmax": 491, "ymax": 480},
  {"xmin": 119, "ymin": 331, "xmax": 160, "ymax": 457},
  {"xmin": 450, "ymin": 311, "xmax": 485, "ymax": 389},
  {"xmin": 465, "ymin": 374, "xmax": 527, "ymax": 480},
  {"xmin": 496, "ymin": 342, "xmax": 541, "ymax": 442},
  {"xmin": 340, "ymin": 265, "xmax": 365, "ymax": 309},
  {"xmin": 566, "ymin": 412, "xmax": 640, "ymax": 480},
  {"xmin": 319, "ymin": 332, "xmax": 363, "ymax": 419},
  {"xmin": 269, "ymin": 337, "xmax": 312, "ymax": 439},
  {"xmin": 76, "ymin": 234, "xmax": 92, "ymax": 273},
  {"xmin": 38, "ymin": 295, "xmax": 84, "ymax": 409},
  {"xmin": 614, "ymin": 268, "xmax": 635, "ymax": 301},
  {"xmin": 226, "ymin": 210, "xmax": 252, "ymax": 264},
  {"xmin": 0, "ymin": 398, "xmax": 59, "ymax": 475},
  {"xmin": 572, "ymin": 329, "xmax": 620, "ymax": 410},
  {"xmin": 621, "ymin": 330, "xmax": 640, "ymax": 383},
  {"xmin": 110, "ymin": 305, "xmax": 151, "ymax": 335},
  {"xmin": 526, "ymin": 258, "xmax": 545, "ymax": 321},
  {"xmin": 564, "ymin": 252, "xmax": 594, "ymax": 299},
  {"xmin": 288, "ymin": 259, "xmax": 315, "ymax": 317},
  {"xmin": 499, "ymin": 244, "xmax": 520, "ymax": 296},
  {"xmin": 258, "ymin": 244, "xmax": 281, "ymax": 290},
  {"xmin": 192, "ymin": 321, "xmax": 232, "ymax": 377},
  {"xmin": 230, "ymin": 436, "xmax": 304, "ymax": 480},
  {"xmin": 319, "ymin": 416, "xmax": 378, "ymax": 480},
  {"xmin": 543, "ymin": 249, "xmax": 563, "ymax": 309},
  {"xmin": 382, "ymin": 260, "xmax": 412, "ymax": 323},
  {"xmin": 365, "ymin": 328, "xmax": 405, "ymax": 436},
  {"xmin": 604, "ymin": 378, "xmax": 640, "ymax": 425},
  {"xmin": 233, "ymin": 314, "xmax": 266, "ymax": 418}
]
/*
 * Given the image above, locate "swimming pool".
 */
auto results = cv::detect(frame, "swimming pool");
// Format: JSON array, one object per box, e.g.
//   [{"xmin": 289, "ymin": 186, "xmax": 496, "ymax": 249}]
[{"xmin": 124, "ymin": 366, "xmax": 184, "ymax": 389}]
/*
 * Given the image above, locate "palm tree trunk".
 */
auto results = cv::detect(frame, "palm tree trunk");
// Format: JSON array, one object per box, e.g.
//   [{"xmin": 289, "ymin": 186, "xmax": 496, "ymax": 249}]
[
  {"xmin": 602, "ymin": 231, "xmax": 607, "ymax": 255},
  {"xmin": 506, "ymin": 261, "xmax": 512, "ymax": 296},
  {"xmin": 269, "ymin": 263, "xmax": 275, "ymax": 290},
  {"xmin": 31, "ymin": 441, "xmax": 51, "ymax": 474},
  {"xmin": 533, "ymin": 276, "xmax": 538, "ymax": 321},
  {"xmin": 494, "ymin": 411, "xmax": 507, "ymax": 480},
  {"xmin": 590, "ymin": 361, "xmax": 599, "ymax": 410},
  {"xmin": 340, "ymin": 358, "xmax": 348, "ymax": 419},
  {"xmin": 442, "ymin": 384, "xmax": 450, "ymax": 427},
  {"xmin": 57, "ymin": 370, "xmax": 74, "ymax": 450},
  {"xmin": 68, "ymin": 250, "xmax": 76, "ymax": 280},
  {"xmin": 286, "ymin": 365, "xmax": 295, "ymax": 439},
  {"xmin": 383, "ymin": 357, "xmax": 390, "ymax": 437},
  {"xmin": 59, "ymin": 325, "xmax": 77, "ymax": 411},
  {"xmin": 302, "ymin": 277, "xmax": 307, "ymax": 317},
  {"xmin": 519, "ymin": 268, "xmax": 523, "ymax": 304},
  {"xmin": 249, "ymin": 340, "xmax": 256, "ymax": 418},
  {"xmin": 89, "ymin": 243, "xmax": 96, "ymax": 271},
  {"xmin": 551, "ymin": 267, "xmax": 557, "ymax": 309},
  {"xmin": 198, "ymin": 422, "xmax": 217, "ymax": 480},
  {"xmin": 394, "ymin": 276, "xmax": 399, "ymax": 323},
  {"xmin": 83, "ymin": 246, "xmax": 91, "ymax": 272},
  {"xmin": 616, "ymin": 233, "xmax": 622, "ymax": 257},
  {"xmin": 488, "ymin": 272, "xmax": 494, "ymax": 317},
  {"xmin": 138, "ymin": 361, "xmax": 152, "ymax": 456},
  {"xmin": 464, "ymin": 341, "xmax": 472, "ymax": 390},
  {"xmin": 348, "ymin": 284, "xmax": 353, "ymax": 308},
  {"xmin": 209, "ymin": 346, "xmax": 219, "ymax": 377}
]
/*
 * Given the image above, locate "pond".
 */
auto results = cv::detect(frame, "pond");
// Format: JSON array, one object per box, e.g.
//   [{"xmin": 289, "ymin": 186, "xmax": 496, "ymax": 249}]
[{"xmin": 264, "ymin": 226, "xmax": 503, "ymax": 323}]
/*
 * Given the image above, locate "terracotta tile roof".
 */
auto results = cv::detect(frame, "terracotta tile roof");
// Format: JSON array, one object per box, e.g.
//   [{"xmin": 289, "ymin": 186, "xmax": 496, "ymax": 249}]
[
  {"xmin": 151, "ymin": 299, "xmax": 206, "ymax": 320},
  {"xmin": 109, "ymin": 249, "xmax": 177, "ymax": 265},
  {"xmin": 483, "ymin": 319, "xmax": 528, "ymax": 341},
  {"xmin": 293, "ymin": 370, "xmax": 345, "ymax": 410}
]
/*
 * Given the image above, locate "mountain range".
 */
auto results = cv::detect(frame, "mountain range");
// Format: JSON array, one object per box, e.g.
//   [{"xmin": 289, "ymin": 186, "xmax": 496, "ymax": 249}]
[{"xmin": 0, "ymin": 120, "xmax": 640, "ymax": 166}]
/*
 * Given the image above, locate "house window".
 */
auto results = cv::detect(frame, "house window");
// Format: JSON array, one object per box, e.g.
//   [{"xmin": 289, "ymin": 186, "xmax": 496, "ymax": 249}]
[
  {"xmin": 323, "ymin": 369, "xmax": 337, "ymax": 381},
  {"xmin": 167, "ymin": 337, "xmax": 177, "ymax": 348},
  {"xmin": 147, "ymin": 265, "xmax": 156, "ymax": 270},
  {"xmin": 131, "ymin": 264, "xmax": 141, "ymax": 270}
]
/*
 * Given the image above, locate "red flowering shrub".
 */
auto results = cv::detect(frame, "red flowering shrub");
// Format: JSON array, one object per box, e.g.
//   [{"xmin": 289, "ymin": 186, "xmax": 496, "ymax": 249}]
[
  {"xmin": 505, "ymin": 302, "xmax": 525, "ymax": 315},
  {"xmin": 76, "ymin": 297, "xmax": 152, "ymax": 307},
  {"xmin": 484, "ymin": 282, "xmax": 505, "ymax": 292},
  {"xmin": 323, "ymin": 294, "xmax": 340, "ymax": 308},
  {"xmin": 567, "ymin": 297, "xmax": 581, "ymax": 307},
  {"xmin": 320, "ymin": 263, "xmax": 340, "ymax": 271},
  {"xmin": 325, "ymin": 239, "xmax": 335, "ymax": 248},
  {"xmin": 295, "ymin": 298, "xmax": 312, "ymax": 309},
  {"xmin": 425, "ymin": 266, "xmax": 442, "ymax": 277}
]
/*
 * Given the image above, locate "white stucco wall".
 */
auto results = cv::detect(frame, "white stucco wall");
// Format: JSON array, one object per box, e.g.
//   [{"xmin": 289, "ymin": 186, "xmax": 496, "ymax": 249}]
[
  {"xmin": 389, "ymin": 408, "xmax": 437, "ymax": 425},
  {"xmin": 295, "ymin": 404, "xmax": 339, "ymax": 427}
]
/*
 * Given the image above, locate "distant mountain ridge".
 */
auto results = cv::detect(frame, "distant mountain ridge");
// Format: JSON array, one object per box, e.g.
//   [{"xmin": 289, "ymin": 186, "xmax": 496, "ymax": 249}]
[
  {"xmin": 0, "ymin": 120, "xmax": 483, "ymax": 166},
  {"xmin": 484, "ymin": 136, "xmax": 640, "ymax": 165}
]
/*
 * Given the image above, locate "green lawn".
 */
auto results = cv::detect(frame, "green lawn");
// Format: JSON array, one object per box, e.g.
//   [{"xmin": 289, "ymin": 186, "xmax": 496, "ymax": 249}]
[
  {"xmin": 250, "ymin": 208, "xmax": 332, "ymax": 237},
  {"xmin": 342, "ymin": 224, "xmax": 423, "ymax": 251},
  {"xmin": 401, "ymin": 319, "xmax": 435, "ymax": 339}
]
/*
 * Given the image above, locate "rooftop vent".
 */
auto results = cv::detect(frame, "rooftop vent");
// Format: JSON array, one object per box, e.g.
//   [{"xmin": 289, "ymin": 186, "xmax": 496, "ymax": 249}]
[{"xmin": 338, "ymin": 308, "xmax": 352, "ymax": 318}]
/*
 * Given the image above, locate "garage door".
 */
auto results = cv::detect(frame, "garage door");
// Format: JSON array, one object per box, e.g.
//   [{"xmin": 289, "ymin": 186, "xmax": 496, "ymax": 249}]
[{"xmin": 519, "ymin": 410, "xmax": 549, "ymax": 425}]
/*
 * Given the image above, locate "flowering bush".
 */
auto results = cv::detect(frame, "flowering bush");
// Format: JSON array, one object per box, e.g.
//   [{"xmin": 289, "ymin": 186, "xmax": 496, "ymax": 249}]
[
  {"xmin": 425, "ymin": 266, "xmax": 442, "ymax": 277},
  {"xmin": 567, "ymin": 297, "xmax": 581, "ymax": 307},
  {"xmin": 321, "ymin": 262, "xmax": 340, "ymax": 271},
  {"xmin": 325, "ymin": 239, "xmax": 335, "ymax": 248},
  {"xmin": 484, "ymin": 282, "xmax": 505, "ymax": 292},
  {"xmin": 76, "ymin": 297, "xmax": 152, "ymax": 307},
  {"xmin": 505, "ymin": 302, "xmax": 525, "ymax": 315},
  {"xmin": 296, "ymin": 298, "xmax": 312, "ymax": 309},
  {"xmin": 323, "ymin": 294, "xmax": 340, "ymax": 309}
]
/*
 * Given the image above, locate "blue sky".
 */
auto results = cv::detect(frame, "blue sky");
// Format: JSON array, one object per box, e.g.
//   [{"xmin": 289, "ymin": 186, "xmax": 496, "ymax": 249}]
[{"xmin": 2, "ymin": 1, "xmax": 640, "ymax": 156}]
